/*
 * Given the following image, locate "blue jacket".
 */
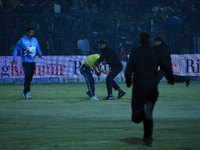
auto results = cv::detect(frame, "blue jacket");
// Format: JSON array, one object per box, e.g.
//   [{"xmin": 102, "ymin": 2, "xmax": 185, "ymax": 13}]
[{"xmin": 13, "ymin": 35, "xmax": 42, "ymax": 62}]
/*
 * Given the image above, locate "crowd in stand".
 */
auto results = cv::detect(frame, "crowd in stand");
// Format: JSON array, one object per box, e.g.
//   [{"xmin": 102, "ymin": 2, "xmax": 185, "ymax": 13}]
[{"xmin": 0, "ymin": 0, "xmax": 199, "ymax": 56}]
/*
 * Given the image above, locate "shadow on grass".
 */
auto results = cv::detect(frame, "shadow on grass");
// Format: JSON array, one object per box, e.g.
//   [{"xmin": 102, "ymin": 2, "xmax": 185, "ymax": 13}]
[{"xmin": 120, "ymin": 137, "xmax": 142, "ymax": 145}]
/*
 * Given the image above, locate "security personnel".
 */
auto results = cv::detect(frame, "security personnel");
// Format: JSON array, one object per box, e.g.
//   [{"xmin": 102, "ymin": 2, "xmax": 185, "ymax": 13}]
[
  {"xmin": 97, "ymin": 40, "xmax": 126, "ymax": 100},
  {"xmin": 153, "ymin": 37, "xmax": 191, "ymax": 86},
  {"xmin": 125, "ymin": 33, "xmax": 174, "ymax": 147}
]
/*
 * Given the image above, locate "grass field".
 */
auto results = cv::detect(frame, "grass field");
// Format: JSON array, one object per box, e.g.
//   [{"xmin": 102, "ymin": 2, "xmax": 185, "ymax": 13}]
[{"xmin": 0, "ymin": 81, "xmax": 200, "ymax": 150}]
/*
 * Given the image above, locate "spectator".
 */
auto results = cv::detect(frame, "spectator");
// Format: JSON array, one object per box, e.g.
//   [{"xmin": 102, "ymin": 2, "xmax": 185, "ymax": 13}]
[
  {"xmin": 0, "ymin": 0, "xmax": 199, "ymax": 55},
  {"xmin": 71, "ymin": 0, "xmax": 81, "ymax": 12},
  {"xmin": 118, "ymin": 46, "xmax": 128, "ymax": 81},
  {"xmin": 60, "ymin": 0, "xmax": 72, "ymax": 13},
  {"xmin": 77, "ymin": 33, "xmax": 90, "ymax": 55},
  {"xmin": 43, "ymin": 33, "xmax": 55, "ymax": 55},
  {"xmin": 54, "ymin": 0, "xmax": 61, "ymax": 13},
  {"xmin": 152, "ymin": 3, "xmax": 162, "ymax": 16},
  {"xmin": 42, "ymin": 0, "xmax": 54, "ymax": 13},
  {"xmin": 0, "ymin": 0, "xmax": 3, "ymax": 8},
  {"xmin": 90, "ymin": 3, "xmax": 98, "ymax": 13},
  {"xmin": 90, "ymin": 32, "xmax": 99, "ymax": 54}
]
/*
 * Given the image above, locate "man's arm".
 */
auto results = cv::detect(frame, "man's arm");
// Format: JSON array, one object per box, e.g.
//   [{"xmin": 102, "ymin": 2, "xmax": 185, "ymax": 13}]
[
  {"xmin": 12, "ymin": 39, "xmax": 22, "ymax": 65},
  {"xmin": 93, "ymin": 65, "xmax": 101, "ymax": 76},
  {"xmin": 77, "ymin": 40, "xmax": 80, "ymax": 49},
  {"xmin": 36, "ymin": 39, "xmax": 42, "ymax": 58},
  {"xmin": 98, "ymin": 65, "xmax": 111, "ymax": 74},
  {"xmin": 97, "ymin": 55, "xmax": 105, "ymax": 64},
  {"xmin": 102, "ymin": 59, "xmax": 108, "ymax": 65},
  {"xmin": 159, "ymin": 55, "xmax": 174, "ymax": 85},
  {"xmin": 162, "ymin": 47, "xmax": 172, "ymax": 65},
  {"xmin": 95, "ymin": 61, "xmax": 110, "ymax": 74}
]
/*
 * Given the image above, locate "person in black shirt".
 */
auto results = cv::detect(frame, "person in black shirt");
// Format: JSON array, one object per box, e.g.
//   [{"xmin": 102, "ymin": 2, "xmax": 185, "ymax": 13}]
[
  {"xmin": 153, "ymin": 37, "xmax": 191, "ymax": 86},
  {"xmin": 97, "ymin": 40, "xmax": 126, "ymax": 100},
  {"xmin": 125, "ymin": 33, "xmax": 174, "ymax": 147}
]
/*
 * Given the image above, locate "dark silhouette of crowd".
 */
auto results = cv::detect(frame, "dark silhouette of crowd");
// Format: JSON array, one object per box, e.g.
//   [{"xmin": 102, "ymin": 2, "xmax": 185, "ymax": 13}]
[{"xmin": 0, "ymin": 0, "xmax": 199, "ymax": 56}]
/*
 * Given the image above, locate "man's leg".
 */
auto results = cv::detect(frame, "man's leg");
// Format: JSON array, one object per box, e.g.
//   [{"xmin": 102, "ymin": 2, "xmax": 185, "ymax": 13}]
[
  {"xmin": 162, "ymin": 68, "xmax": 191, "ymax": 86},
  {"xmin": 173, "ymin": 75, "xmax": 191, "ymax": 86},
  {"xmin": 143, "ymin": 118, "xmax": 153, "ymax": 146},
  {"xmin": 143, "ymin": 90, "xmax": 157, "ymax": 147},
  {"xmin": 81, "ymin": 66, "xmax": 95, "ymax": 97},
  {"xmin": 106, "ymin": 71, "xmax": 119, "ymax": 96},
  {"xmin": 88, "ymin": 70, "xmax": 95, "ymax": 97},
  {"xmin": 111, "ymin": 77, "xmax": 126, "ymax": 99},
  {"xmin": 22, "ymin": 62, "xmax": 30, "ymax": 94},
  {"xmin": 143, "ymin": 100, "xmax": 156, "ymax": 147},
  {"xmin": 105, "ymin": 67, "xmax": 125, "ymax": 100},
  {"xmin": 28, "ymin": 63, "xmax": 36, "ymax": 93},
  {"xmin": 131, "ymin": 87, "xmax": 146, "ymax": 123},
  {"xmin": 131, "ymin": 101, "xmax": 154, "ymax": 124},
  {"xmin": 132, "ymin": 86, "xmax": 157, "ymax": 146},
  {"xmin": 132, "ymin": 109, "xmax": 145, "ymax": 123}
]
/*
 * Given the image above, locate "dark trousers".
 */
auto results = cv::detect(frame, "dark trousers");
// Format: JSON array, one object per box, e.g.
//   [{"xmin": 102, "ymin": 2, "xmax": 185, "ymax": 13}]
[
  {"xmin": 106, "ymin": 67, "xmax": 122, "ymax": 95},
  {"xmin": 131, "ymin": 85, "xmax": 158, "ymax": 140},
  {"xmin": 22, "ymin": 62, "xmax": 36, "ymax": 94},
  {"xmin": 80, "ymin": 64, "xmax": 95, "ymax": 97},
  {"xmin": 157, "ymin": 69, "xmax": 187, "ymax": 84}
]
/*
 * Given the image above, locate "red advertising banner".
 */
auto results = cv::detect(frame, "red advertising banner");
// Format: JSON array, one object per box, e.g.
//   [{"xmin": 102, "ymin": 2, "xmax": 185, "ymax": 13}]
[
  {"xmin": 0, "ymin": 54, "xmax": 199, "ymax": 83},
  {"xmin": 1, "ymin": 56, "xmax": 89, "ymax": 78}
]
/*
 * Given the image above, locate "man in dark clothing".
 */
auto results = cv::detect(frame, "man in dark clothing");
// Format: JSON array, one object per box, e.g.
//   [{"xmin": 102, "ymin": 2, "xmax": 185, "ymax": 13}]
[
  {"xmin": 153, "ymin": 37, "xmax": 191, "ymax": 86},
  {"xmin": 97, "ymin": 40, "xmax": 126, "ymax": 100},
  {"xmin": 125, "ymin": 33, "xmax": 174, "ymax": 147}
]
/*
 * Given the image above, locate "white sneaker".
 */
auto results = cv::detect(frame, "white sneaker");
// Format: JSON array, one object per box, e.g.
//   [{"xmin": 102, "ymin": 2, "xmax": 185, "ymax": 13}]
[
  {"xmin": 90, "ymin": 96, "xmax": 99, "ymax": 101},
  {"xmin": 26, "ymin": 92, "xmax": 32, "ymax": 99},
  {"xmin": 22, "ymin": 92, "xmax": 26, "ymax": 99}
]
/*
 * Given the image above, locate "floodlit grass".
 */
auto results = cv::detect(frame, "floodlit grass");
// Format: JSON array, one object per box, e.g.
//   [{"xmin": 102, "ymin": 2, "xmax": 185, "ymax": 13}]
[{"xmin": 0, "ymin": 81, "xmax": 200, "ymax": 150}]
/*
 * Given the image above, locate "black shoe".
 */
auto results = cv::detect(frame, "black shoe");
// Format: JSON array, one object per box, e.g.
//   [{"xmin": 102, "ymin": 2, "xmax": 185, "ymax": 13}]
[
  {"xmin": 117, "ymin": 90, "xmax": 126, "ymax": 99},
  {"xmin": 144, "ymin": 101, "xmax": 153, "ymax": 120},
  {"xmin": 143, "ymin": 136, "xmax": 153, "ymax": 142},
  {"xmin": 86, "ymin": 91, "xmax": 91, "ymax": 97},
  {"xmin": 186, "ymin": 77, "xmax": 191, "ymax": 87},
  {"xmin": 103, "ymin": 96, "xmax": 114, "ymax": 100},
  {"xmin": 143, "ymin": 139, "xmax": 152, "ymax": 147}
]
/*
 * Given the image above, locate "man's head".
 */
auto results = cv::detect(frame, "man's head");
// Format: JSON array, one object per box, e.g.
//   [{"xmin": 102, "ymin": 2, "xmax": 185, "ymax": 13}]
[
  {"xmin": 119, "ymin": 46, "xmax": 125, "ymax": 52},
  {"xmin": 26, "ymin": 27, "xmax": 34, "ymax": 39},
  {"xmin": 139, "ymin": 32, "xmax": 151, "ymax": 46},
  {"xmin": 80, "ymin": 33, "xmax": 84, "ymax": 40},
  {"xmin": 98, "ymin": 40, "xmax": 106, "ymax": 50},
  {"xmin": 153, "ymin": 37, "xmax": 163, "ymax": 47}
]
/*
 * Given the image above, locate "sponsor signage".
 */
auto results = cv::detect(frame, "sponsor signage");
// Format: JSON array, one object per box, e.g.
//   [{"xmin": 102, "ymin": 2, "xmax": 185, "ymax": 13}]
[
  {"xmin": 171, "ymin": 54, "xmax": 200, "ymax": 76},
  {"xmin": 0, "ymin": 55, "xmax": 199, "ymax": 83}
]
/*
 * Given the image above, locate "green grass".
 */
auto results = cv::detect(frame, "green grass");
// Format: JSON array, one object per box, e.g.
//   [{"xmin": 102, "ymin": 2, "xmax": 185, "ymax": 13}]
[{"xmin": 0, "ymin": 81, "xmax": 200, "ymax": 150}]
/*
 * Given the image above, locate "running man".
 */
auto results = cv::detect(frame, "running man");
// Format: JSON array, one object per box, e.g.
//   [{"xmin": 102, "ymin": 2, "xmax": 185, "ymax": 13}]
[
  {"xmin": 153, "ymin": 37, "xmax": 191, "ymax": 86},
  {"xmin": 125, "ymin": 32, "xmax": 174, "ymax": 147}
]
